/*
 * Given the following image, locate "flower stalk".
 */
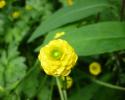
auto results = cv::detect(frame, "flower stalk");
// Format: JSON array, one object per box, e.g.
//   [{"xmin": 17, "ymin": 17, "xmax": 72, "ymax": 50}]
[{"xmin": 56, "ymin": 77, "xmax": 67, "ymax": 100}]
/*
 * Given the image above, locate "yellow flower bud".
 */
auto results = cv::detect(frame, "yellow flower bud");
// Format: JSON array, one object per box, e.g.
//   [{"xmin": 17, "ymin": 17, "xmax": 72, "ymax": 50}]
[
  {"xmin": 38, "ymin": 39, "xmax": 78, "ymax": 76},
  {"xmin": 89, "ymin": 62, "xmax": 101, "ymax": 76},
  {"xmin": 67, "ymin": 0, "xmax": 73, "ymax": 6},
  {"xmin": 12, "ymin": 11, "xmax": 21, "ymax": 19},
  {"xmin": 54, "ymin": 32, "xmax": 65, "ymax": 39},
  {"xmin": 0, "ymin": 0, "xmax": 6, "ymax": 8},
  {"xmin": 61, "ymin": 76, "xmax": 73, "ymax": 89}
]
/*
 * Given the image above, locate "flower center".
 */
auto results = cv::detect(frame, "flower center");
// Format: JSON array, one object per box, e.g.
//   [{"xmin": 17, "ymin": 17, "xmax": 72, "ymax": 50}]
[
  {"xmin": 51, "ymin": 49, "xmax": 62, "ymax": 60},
  {"xmin": 92, "ymin": 66, "xmax": 97, "ymax": 70}
]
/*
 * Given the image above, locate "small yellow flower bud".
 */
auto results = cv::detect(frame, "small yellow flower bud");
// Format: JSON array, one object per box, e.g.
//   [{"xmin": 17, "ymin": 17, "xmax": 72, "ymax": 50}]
[
  {"xmin": 67, "ymin": 0, "xmax": 73, "ymax": 6},
  {"xmin": 12, "ymin": 11, "xmax": 21, "ymax": 19},
  {"xmin": 89, "ymin": 62, "xmax": 101, "ymax": 76},
  {"xmin": 38, "ymin": 39, "xmax": 78, "ymax": 76},
  {"xmin": 0, "ymin": 0, "xmax": 6, "ymax": 8},
  {"xmin": 54, "ymin": 32, "xmax": 65, "ymax": 39},
  {"xmin": 61, "ymin": 76, "xmax": 73, "ymax": 89}
]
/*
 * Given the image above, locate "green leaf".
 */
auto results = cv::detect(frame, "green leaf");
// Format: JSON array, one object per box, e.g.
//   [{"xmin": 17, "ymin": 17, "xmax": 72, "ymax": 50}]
[
  {"xmin": 37, "ymin": 84, "xmax": 53, "ymax": 100},
  {"xmin": 0, "ymin": 45, "xmax": 27, "ymax": 91},
  {"xmin": 37, "ymin": 76, "xmax": 53, "ymax": 100},
  {"xmin": 69, "ymin": 84, "xmax": 99, "ymax": 100},
  {"xmin": 35, "ymin": 24, "xmax": 77, "ymax": 52},
  {"xmin": 63, "ymin": 21, "xmax": 125, "ymax": 56},
  {"xmin": 0, "ymin": 18, "xmax": 4, "ymax": 35},
  {"xmin": 93, "ymin": 87, "xmax": 123, "ymax": 100},
  {"xmin": 18, "ymin": 66, "xmax": 40, "ymax": 98},
  {"xmin": 2, "ymin": 93, "xmax": 20, "ymax": 100},
  {"xmin": 69, "ymin": 74, "xmax": 112, "ymax": 100},
  {"xmin": 26, "ymin": 0, "xmax": 51, "ymax": 11},
  {"xmin": 28, "ymin": 0, "xmax": 110, "ymax": 42},
  {"xmin": 5, "ymin": 21, "xmax": 29, "ymax": 44},
  {"xmin": 41, "ymin": 21, "xmax": 125, "ymax": 56}
]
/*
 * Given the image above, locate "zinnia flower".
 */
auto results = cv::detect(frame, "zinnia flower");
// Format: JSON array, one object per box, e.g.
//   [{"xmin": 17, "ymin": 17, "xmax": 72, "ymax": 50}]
[
  {"xmin": 38, "ymin": 39, "xmax": 78, "ymax": 76},
  {"xmin": 89, "ymin": 62, "xmax": 101, "ymax": 76}
]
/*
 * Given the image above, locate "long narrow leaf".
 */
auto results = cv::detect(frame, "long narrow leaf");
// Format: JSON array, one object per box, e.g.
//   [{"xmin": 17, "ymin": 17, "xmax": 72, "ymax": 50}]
[
  {"xmin": 28, "ymin": 0, "xmax": 110, "ymax": 42},
  {"xmin": 40, "ymin": 22, "xmax": 125, "ymax": 56}
]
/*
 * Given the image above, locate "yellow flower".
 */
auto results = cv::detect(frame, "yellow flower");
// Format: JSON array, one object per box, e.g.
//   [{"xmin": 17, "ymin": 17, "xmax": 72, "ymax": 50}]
[
  {"xmin": 38, "ymin": 39, "xmax": 78, "ymax": 76},
  {"xmin": 61, "ymin": 76, "xmax": 73, "ymax": 89},
  {"xmin": 89, "ymin": 62, "xmax": 101, "ymax": 76},
  {"xmin": 0, "ymin": 0, "xmax": 6, "ymax": 8},
  {"xmin": 67, "ymin": 0, "xmax": 73, "ymax": 6},
  {"xmin": 12, "ymin": 11, "xmax": 21, "ymax": 19},
  {"xmin": 25, "ymin": 5, "xmax": 32, "ymax": 11},
  {"xmin": 54, "ymin": 32, "xmax": 65, "ymax": 39}
]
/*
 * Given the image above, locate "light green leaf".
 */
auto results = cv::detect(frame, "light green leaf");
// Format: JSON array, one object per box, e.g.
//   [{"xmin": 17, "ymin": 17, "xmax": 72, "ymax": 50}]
[
  {"xmin": 5, "ymin": 21, "xmax": 29, "ymax": 44},
  {"xmin": 26, "ymin": 0, "xmax": 50, "ymax": 11},
  {"xmin": 28, "ymin": 0, "xmax": 111, "ymax": 42},
  {"xmin": 41, "ymin": 21, "xmax": 125, "ymax": 56},
  {"xmin": 35, "ymin": 24, "xmax": 77, "ymax": 52},
  {"xmin": 63, "ymin": 21, "xmax": 125, "ymax": 56},
  {"xmin": 0, "ymin": 45, "xmax": 27, "ymax": 91}
]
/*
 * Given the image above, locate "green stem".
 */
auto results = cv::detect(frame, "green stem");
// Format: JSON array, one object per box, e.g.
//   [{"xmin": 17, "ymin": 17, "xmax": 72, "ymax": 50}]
[
  {"xmin": 92, "ymin": 78, "xmax": 125, "ymax": 91},
  {"xmin": 63, "ymin": 77, "xmax": 68, "ymax": 100},
  {"xmin": 120, "ymin": 0, "xmax": 125, "ymax": 21},
  {"xmin": 56, "ymin": 77, "xmax": 65, "ymax": 100},
  {"xmin": 63, "ymin": 89, "xmax": 67, "ymax": 100}
]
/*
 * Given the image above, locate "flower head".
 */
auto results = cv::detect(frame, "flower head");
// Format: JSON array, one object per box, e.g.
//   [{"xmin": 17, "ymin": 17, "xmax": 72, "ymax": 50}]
[
  {"xmin": 89, "ymin": 62, "xmax": 101, "ymax": 76},
  {"xmin": 67, "ymin": 0, "xmax": 73, "ymax": 6},
  {"xmin": 38, "ymin": 39, "xmax": 78, "ymax": 76},
  {"xmin": 0, "ymin": 0, "xmax": 6, "ymax": 8},
  {"xmin": 61, "ymin": 76, "xmax": 73, "ymax": 89},
  {"xmin": 12, "ymin": 11, "xmax": 21, "ymax": 19}
]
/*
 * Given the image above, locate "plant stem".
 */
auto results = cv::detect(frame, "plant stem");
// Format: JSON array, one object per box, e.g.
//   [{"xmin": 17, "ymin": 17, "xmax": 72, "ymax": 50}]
[
  {"xmin": 92, "ymin": 78, "xmax": 125, "ymax": 91},
  {"xmin": 120, "ymin": 0, "xmax": 125, "ymax": 21},
  {"xmin": 95, "ymin": 13, "xmax": 100, "ymax": 22},
  {"xmin": 56, "ymin": 77, "xmax": 65, "ymax": 100},
  {"xmin": 63, "ymin": 77, "xmax": 68, "ymax": 100},
  {"xmin": 63, "ymin": 89, "xmax": 68, "ymax": 100}
]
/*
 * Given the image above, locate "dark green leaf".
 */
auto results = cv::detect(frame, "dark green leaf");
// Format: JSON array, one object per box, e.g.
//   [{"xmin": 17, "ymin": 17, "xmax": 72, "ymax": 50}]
[{"xmin": 69, "ymin": 74, "xmax": 112, "ymax": 100}]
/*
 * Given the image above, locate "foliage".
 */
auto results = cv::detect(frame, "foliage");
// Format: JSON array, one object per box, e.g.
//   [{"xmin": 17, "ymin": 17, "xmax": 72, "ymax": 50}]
[{"xmin": 0, "ymin": 0, "xmax": 125, "ymax": 100}]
